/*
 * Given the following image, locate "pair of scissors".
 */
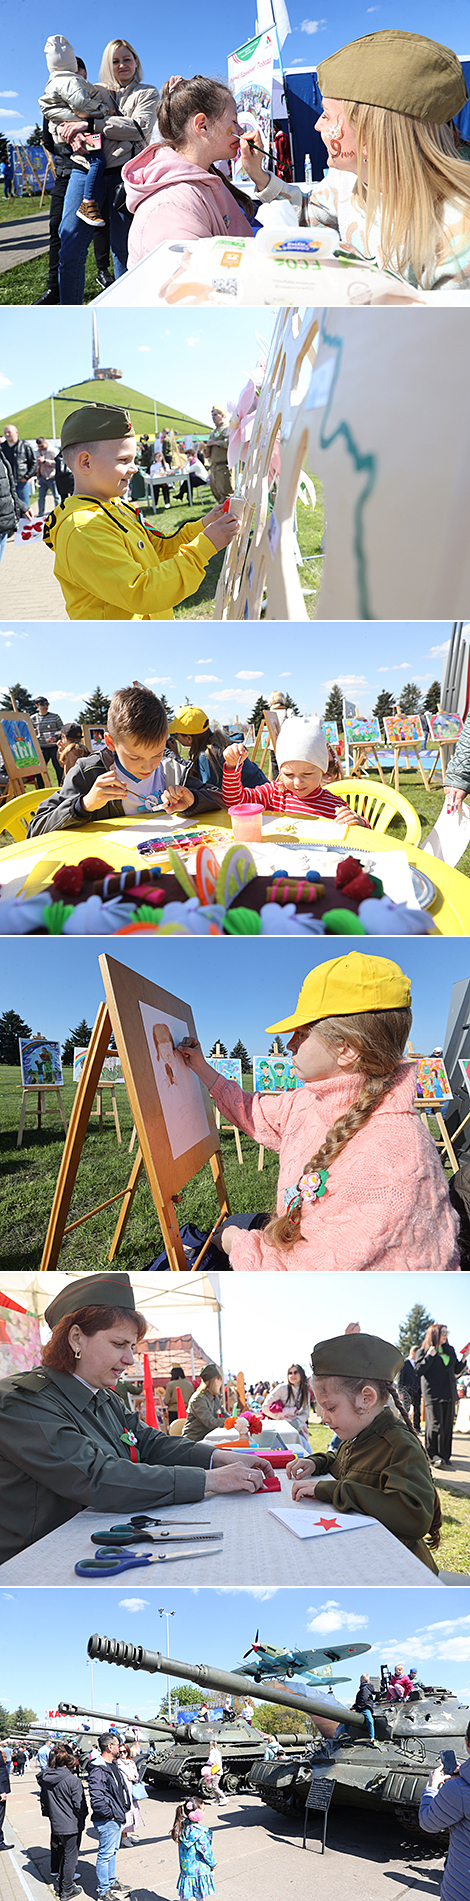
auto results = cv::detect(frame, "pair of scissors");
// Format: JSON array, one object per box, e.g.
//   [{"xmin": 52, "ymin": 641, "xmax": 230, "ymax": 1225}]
[
  {"xmin": 91, "ymin": 1529, "xmax": 223, "ymax": 1547},
  {"xmin": 125, "ymin": 1515, "xmax": 211, "ymax": 1528},
  {"xmin": 75, "ymin": 1546, "xmax": 214, "ymax": 1578}
]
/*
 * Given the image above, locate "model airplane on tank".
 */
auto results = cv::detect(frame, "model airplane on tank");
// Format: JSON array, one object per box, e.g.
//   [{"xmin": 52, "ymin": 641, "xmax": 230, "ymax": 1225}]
[{"xmin": 233, "ymin": 1631, "xmax": 371, "ymax": 1686}]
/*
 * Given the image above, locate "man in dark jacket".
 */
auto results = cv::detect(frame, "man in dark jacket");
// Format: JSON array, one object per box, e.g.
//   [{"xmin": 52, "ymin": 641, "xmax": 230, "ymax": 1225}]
[
  {"xmin": 398, "ymin": 1346, "xmax": 420, "ymax": 1429},
  {"xmin": 0, "ymin": 448, "xmax": 31, "ymax": 562},
  {"xmin": 1, "ymin": 427, "xmax": 37, "ymax": 507},
  {"xmin": 41, "ymin": 1745, "xmax": 87, "ymax": 1899},
  {"xmin": 88, "ymin": 1736, "xmax": 131, "ymax": 1901},
  {"xmin": 0, "ymin": 1749, "xmax": 11, "ymax": 1848}
]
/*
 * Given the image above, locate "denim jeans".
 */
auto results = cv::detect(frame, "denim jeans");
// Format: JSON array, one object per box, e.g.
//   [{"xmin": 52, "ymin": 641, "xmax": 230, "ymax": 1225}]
[
  {"xmin": 16, "ymin": 481, "xmax": 30, "ymax": 508},
  {"xmin": 95, "ymin": 1819, "xmax": 122, "ymax": 1894},
  {"xmin": 59, "ymin": 167, "xmax": 130, "ymax": 304},
  {"xmin": 0, "ymin": 533, "xmax": 7, "ymax": 564},
  {"xmin": 38, "ymin": 478, "xmax": 59, "ymax": 515},
  {"xmin": 364, "ymin": 1708, "xmax": 375, "ymax": 1741}
]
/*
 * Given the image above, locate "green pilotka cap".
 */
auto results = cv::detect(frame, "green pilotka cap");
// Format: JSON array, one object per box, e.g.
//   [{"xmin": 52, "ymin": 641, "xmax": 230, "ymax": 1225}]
[
  {"xmin": 45, "ymin": 1272, "xmax": 136, "ymax": 1329},
  {"xmin": 60, "ymin": 405, "xmax": 134, "ymax": 449},
  {"xmin": 311, "ymin": 1332, "xmax": 403, "ymax": 1382},
  {"xmin": 317, "ymin": 30, "xmax": 468, "ymax": 122}
]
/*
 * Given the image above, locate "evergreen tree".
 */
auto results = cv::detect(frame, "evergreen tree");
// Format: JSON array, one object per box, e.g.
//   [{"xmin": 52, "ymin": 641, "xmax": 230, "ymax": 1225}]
[
  {"xmin": 62, "ymin": 1018, "xmax": 93, "ymax": 1066},
  {"xmin": 283, "ymin": 691, "xmax": 300, "ymax": 716},
  {"xmin": 249, "ymin": 694, "xmax": 267, "ymax": 732},
  {"xmin": 398, "ymin": 1303, "xmax": 435, "ymax": 1356},
  {"xmin": 0, "ymin": 683, "xmax": 36, "ymax": 715},
  {"xmin": 399, "ymin": 682, "xmax": 422, "ymax": 715},
  {"xmin": 78, "ymin": 687, "xmax": 111, "ymax": 725},
  {"xmin": 268, "ymin": 1038, "xmax": 285, "ymax": 1054},
  {"xmin": 209, "ymin": 1041, "xmax": 227, "ymax": 1057},
  {"xmin": 159, "ymin": 693, "xmax": 174, "ymax": 721},
  {"xmin": 372, "ymin": 690, "xmax": 395, "ymax": 722},
  {"xmin": 231, "ymin": 1039, "xmax": 250, "ymax": 1071},
  {"xmin": 27, "ymin": 125, "xmax": 43, "ymax": 147},
  {"xmin": 0, "ymin": 1707, "xmax": 11, "ymax": 1740},
  {"xmin": 424, "ymin": 681, "xmax": 441, "ymax": 715},
  {"xmin": 324, "ymin": 685, "xmax": 343, "ymax": 728},
  {"xmin": 10, "ymin": 1706, "xmax": 37, "ymax": 1732},
  {"xmin": 0, "ymin": 1009, "xmax": 32, "ymax": 1064}
]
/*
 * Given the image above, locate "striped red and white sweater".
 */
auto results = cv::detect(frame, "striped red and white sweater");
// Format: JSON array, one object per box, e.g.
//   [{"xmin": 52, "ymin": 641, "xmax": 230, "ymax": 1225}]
[{"xmin": 221, "ymin": 761, "xmax": 353, "ymax": 822}]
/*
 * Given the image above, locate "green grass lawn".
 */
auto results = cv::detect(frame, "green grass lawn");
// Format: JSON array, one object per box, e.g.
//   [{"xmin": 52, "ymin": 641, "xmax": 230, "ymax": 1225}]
[
  {"xmin": 150, "ymin": 484, "xmax": 324, "ymax": 621},
  {"xmin": 0, "ymin": 193, "xmax": 51, "ymax": 224},
  {"xmin": 0, "ymin": 224, "xmax": 112, "ymax": 305},
  {"xmin": 352, "ymin": 765, "xmax": 470, "ymax": 878},
  {"xmin": 306, "ymin": 1419, "xmax": 470, "ymax": 1576},
  {"xmin": 0, "ymin": 1065, "xmax": 279, "ymax": 1271}
]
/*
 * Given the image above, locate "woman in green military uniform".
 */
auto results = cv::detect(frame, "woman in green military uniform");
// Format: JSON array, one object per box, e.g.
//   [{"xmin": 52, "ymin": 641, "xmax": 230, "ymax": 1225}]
[
  {"xmin": 286, "ymin": 1332, "xmax": 442, "ymax": 1574},
  {"xmin": 0, "ymin": 1274, "xmax": 273, "ymax": 1567},
  {"xmin": 182, "ymin": 1365, "xmax": 229, "ymax": 1444}
]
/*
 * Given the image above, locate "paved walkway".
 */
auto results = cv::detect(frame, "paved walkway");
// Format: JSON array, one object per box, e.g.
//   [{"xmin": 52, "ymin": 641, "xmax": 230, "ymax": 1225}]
[
  {"xmin": 0, "ymin": 1765, "xmax": 446, "ymax": 1901},
  {"xmin": 0, "ymin": 213, "xmax": 49, "ymax": 274},
  {"xmin": 0, "ymin": 537, "xmax": 66, "ymax": 619},
  {"xmin": 435, "ymin": 1430, "xmax": 470, "ymax": 1498}
]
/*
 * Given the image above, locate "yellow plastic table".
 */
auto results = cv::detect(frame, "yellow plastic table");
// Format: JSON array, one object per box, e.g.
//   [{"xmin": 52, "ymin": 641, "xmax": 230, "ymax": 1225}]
[{"xmin": 1, "ymin": 811, "xmax": 469, "ymax": 935}]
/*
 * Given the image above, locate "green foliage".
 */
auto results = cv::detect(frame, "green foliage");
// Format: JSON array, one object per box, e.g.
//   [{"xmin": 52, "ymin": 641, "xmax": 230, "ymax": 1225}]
[
  {"xmin": 268, "ymin": 1038, "xmax": 285, "ymax": 1054},
  {"xmin": 399, "ymin": 682, "xmax": 422, "ymax": 715},
  {"xmin": 0, "ymin": 138, "xmax": 8, "ymax": 165},
  {"xmin": 372, "ymin": 689, "xmax": 395, "ymax": 721},
  {"xmin": 249, "ymin": 695, "xmax": 268, "ymax": 732},
  {"xmin": 231, "ymin": 1039, "xmax": 250, "ymax": 1070},
  {"xmin": 252, "ymin": 1702, "xmax": 310, "ymax": 1736},
  {"xmin": 61, "ymin": 1019, "xmax": 93, "ymax": 1066},
  {"xmin": 10, "ymin": 1705, "xmax": 37, "ymax": 1732},
  {"xmin": 0, "ymin": 1009, "xmax": 32, "ymax": 1064},
  {"xmin": 79, "ymin": 688, "xmax": 110, "ymax": 725},
  {"xmin": 0, "ymin": 683, "xmax": 37, "ymax": 714},
  {"xmin": 28, "ymin": 126, "xmax": 44, "ymax": 148},
  {"xmin": 324, "ymin": 684, "xmax": 343, "ymax": 727},
  {"xmin": 398, "ymin": 1303, "xmax": 435, "ymax": 1355},
  {"xmin": 424, "ymin": 681, "xmax": 441, "ymax": 715},
  {"xmin": 0, "ymin": 1707, "xmax": 11, "ymax": 1739}
]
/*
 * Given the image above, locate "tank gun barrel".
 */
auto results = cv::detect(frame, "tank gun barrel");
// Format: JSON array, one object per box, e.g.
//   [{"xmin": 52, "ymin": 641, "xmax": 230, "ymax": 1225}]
[
  {"xmin": 58, "ymin": 1702, "xmax": 167, "ymax": 1733},
  {"xmin": 87, "ymin": 1637, "xmax": 366, "ymax": 1730}
]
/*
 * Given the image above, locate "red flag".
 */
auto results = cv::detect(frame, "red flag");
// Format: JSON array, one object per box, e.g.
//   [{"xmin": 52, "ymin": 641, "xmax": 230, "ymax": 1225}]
[
  {"xmin": 176, "ymin": 1385, "xmax": 187, "ymax": 1419},
  {"xmin": 143, "ymin": 1353, "xmax": 157, "ymax": 1427}
]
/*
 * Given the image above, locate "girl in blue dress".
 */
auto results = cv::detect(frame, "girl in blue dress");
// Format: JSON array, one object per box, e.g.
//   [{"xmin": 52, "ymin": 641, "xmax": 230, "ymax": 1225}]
[{"xmin": 171, "ymin": 1798, "xmax": 217, "ymax": 1898}]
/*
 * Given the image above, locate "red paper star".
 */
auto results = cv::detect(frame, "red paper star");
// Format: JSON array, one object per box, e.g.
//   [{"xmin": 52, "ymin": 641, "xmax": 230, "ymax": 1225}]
[{"xmin": 317, "ymin": 1516, "xmax": 340, "ymax": 1531}]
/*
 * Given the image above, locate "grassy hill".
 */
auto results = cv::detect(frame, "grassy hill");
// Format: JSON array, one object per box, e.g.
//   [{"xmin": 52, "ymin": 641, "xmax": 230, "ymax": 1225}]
[{"xmin": 0, "ymin": 378, "xmax": 209, "ymax": 442}]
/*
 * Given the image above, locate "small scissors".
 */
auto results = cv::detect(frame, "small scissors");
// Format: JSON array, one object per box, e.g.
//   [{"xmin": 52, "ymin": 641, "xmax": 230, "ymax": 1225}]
[
  {"xmin": 91, "ymin": 1528, "xmax": 223, "ymax": 1547},
  {"xmin": 124, "ymin": 1515, "xmax": 211, "ymax": 1529},
  {"xmin": 75, "ymin": 1546, "xmax": 214, "ymax": 1578}
]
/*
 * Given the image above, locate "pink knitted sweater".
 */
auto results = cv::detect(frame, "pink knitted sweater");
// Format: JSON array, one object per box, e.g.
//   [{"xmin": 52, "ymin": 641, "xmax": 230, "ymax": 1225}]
[{"xmin": 209, "ymin": 1065, "xmax": 460, "ymax": 1271}]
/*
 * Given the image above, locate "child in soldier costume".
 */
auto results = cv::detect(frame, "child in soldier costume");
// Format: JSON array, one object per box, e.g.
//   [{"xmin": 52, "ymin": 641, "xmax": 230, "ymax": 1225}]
[
  {"xmin": 287, "ymin": 1331, "xmax": 442, "ymax": 1573},
  {"xmin": 43, "ymin": 404, "xmax": 240, "ymax": 619}
]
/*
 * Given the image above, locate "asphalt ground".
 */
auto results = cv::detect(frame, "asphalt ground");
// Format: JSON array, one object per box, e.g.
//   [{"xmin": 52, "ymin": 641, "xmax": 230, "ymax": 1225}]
[
  {"xmin": 0, "ymin": 1761, "xmax": 447, "ymax": 1901},
  {"xmin": 0, "ymin": 213, "xmax": 49, "ymax": 273}
]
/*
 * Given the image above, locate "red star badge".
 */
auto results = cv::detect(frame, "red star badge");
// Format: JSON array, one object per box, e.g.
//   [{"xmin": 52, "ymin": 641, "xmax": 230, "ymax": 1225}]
[{"xmin": 318, "ymin": 1516, "xmax": 340, "ymax": 1531}]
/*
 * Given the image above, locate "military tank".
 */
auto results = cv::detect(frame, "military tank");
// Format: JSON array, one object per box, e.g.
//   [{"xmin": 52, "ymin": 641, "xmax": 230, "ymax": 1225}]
[
  {"xmin": 86, "ymin": 1636, "xmax": 470, "ymax": 1842},
  {"xmin": 58, "ymin": 1699, "xmax": 306, "ymax": 1799}
]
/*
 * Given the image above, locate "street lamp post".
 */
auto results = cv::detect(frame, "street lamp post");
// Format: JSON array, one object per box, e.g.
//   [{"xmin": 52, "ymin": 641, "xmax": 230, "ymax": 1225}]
[{"xmin": 158, "ymin": 1609, "xmax": 175, "ymax": 1722}]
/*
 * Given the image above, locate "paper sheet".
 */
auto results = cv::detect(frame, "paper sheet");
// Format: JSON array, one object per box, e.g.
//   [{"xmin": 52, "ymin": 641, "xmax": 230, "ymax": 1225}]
[
  {"xmin": 269, "ymin": 1506, "xmax": 376, "ymax": 1540},
  {"xmin": 423, "ymin": 799, "xmax": 470, "ymax": 868}
]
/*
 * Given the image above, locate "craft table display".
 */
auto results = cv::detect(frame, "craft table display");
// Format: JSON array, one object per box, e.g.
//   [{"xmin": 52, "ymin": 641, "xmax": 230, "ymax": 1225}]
[
  {"xmin": 40, "ymin": 954, "xmax": 230, "ymax": 1272},
  {"xmin": 213, "ymin": 307, "xmax": 470, "ymax": 622},
  {"xmin": 0, "ymin": 1478, "xmax": 443, "ymax": 1589},
  {"xmin": 0, "ymin": 812, "xmax": 470, "ymax": 934}
]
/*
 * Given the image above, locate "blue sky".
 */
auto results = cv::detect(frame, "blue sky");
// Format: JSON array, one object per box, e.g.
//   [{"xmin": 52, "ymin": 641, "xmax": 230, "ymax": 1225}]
[
  {"xmin": 1, "ymin": 3, "xmax": 469, "ymax": 144},
  {"xmin": 1, "ymin": 1587, "xmax": 470, "ymax": 1717},
  {"xmin": 0, "ymin": 311, "xmax": 275, "ymax": 437},
  {"xmin": 0, "ymin": 621, "xmax": 452, "ymax": 726},
  {"xmin": 0, "ymin": 934, "xmax": 467, "ymax": 1055}
]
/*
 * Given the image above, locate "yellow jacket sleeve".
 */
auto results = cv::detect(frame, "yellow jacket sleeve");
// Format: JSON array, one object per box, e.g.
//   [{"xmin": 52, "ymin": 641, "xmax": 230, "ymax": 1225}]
[{"xmin": 61, "ymin": 513, "xmax": 215, "ymax": 618}]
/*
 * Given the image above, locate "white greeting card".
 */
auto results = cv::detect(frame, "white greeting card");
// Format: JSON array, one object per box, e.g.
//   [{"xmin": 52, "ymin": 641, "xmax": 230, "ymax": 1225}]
[{"xmin": 269, "ymin": 1507, "xmax": 376, "ymax": 1540}]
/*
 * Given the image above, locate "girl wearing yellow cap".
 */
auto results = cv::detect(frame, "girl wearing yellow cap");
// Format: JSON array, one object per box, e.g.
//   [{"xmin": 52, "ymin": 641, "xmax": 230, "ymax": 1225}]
[
  {"xmin": 243, "ymin": 30, "xmax": 470, "ymax": 291},
  {"xmin": 180, "ymin": 953, "xmax": 460, "ymax": 1271}
]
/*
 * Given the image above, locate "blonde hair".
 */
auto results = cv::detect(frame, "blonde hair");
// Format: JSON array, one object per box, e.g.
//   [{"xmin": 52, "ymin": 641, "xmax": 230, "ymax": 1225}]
[
  {"xmin": 345, "ymin": 102, "xmax": 470, "ymax": 282},
  {"xmin": 99, "ymin": 40, "xmax": 143, "ymax": 89},
  {"xmin": 264, "ymin": 1004, "xmax": 412, "ymax": 1254}
]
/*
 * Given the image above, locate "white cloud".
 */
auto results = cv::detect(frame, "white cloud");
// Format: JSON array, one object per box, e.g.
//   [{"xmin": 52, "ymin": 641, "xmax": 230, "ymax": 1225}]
[
  {"xmin": 138, "ymin": 346, "xmax": 151, "ymax": 353},
  {"xmin": 428, "ymin": 642, "xmax": 450, "ymax": 657},
  {"xmin": 322, "ymin": 675, "xmax": 369, "ymax": 691},
  {"xmin": 0, "ymin": 374, "xmax": 12, "ymax": 390},
  {"xmin": 14, "ymin": 127, "xmax": 35, "ymax": 142},
  {"xmin": 144, "ymin": 675, "xmax": 175, "ymax": 686},
  {"xmin": 236, "ymin": 670, "xmax": 263, "ymax": 680},
  {"xmin": 307, "ymin": 1605, "xmax": 368, "ymax": 1634},
  {"xmin": 2, "ymin": 1591, "xmax": 14, "ymax": 1599},
  {"xmin": 119, "ymin": 1597, "xmax": 149, "ymax": 1612},
  {"xmin": 0, "ymin": 110, "xmax": 22, "ymax": 119},
  {"xmin": 300, "ymin": 18, "xmax": 326, "ymax": 31},
  {"xmin": 195, "ymin": 674, "xmax": 221, "ymax": 683},
  {"xmin": 0, "ymin": 627, "xmax": 26, "ymax": 638},
  {"xmin": 198, "ymin": 657, "xmax": 212, "ymax": 663},
  {"xmin": 46, "ymin": 689, "xmax": 85, "ymax": 702},
  {"xmin": 206, "ymin": 688, "xmax": 255, "ymax": 705},
  {"xmin": 377, "ymin": 661, "xmax": 411, "ymax": 673},
  {"xmin": 186, "ymin": 337, "xmax": 200, "ymax": 347},
  {"xmin": 280, "ymin": 672, "xmax": 291, "ymax": 678},
  {"xmin": 0, "ymin": 92, "xmax": 18, "ymax": 98}
]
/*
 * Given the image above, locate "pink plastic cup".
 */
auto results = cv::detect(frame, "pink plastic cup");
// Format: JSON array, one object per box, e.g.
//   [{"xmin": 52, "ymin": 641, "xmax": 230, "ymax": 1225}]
[{"xmin": 228, "ymin": 804, "xmax": 263, "ymax": 843}]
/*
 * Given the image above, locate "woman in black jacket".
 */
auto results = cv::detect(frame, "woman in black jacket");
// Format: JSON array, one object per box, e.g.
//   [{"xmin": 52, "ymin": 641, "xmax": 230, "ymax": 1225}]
[
  {"xmin": 416, "ymin": 1326, "xmax": 449, "ymax": 1466},
  {"xmin": 0, "ymin": 450, "xmax": 24, "ymax": 562},
  {"xmin": 0, "ymin": 1748, "xmax": 10, "ymax": 1847},
  {"xmin": 435, "ymin": 1326, "xmax": 468, "ymax": 1466},
  {"xmin": 41, "ymin": 1746, "xmax": 87, "ymax": 1900}
]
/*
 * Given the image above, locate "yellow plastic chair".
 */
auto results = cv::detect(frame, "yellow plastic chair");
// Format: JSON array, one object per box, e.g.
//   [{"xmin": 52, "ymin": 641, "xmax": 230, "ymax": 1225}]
[
  {"xmin": 339, "ymin": 777, "xmax": 421, "ymax": 846},
  {"xmin": 0, "ymin": 786, "xmax": 54, "ymax": 842}
]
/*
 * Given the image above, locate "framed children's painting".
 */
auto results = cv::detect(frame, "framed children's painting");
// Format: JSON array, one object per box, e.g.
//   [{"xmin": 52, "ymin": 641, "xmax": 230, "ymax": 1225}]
[
  {"xmin": 253, "ymin": 1056, "xmax": 304, "ymax": 1093},
  {"xmin": 19, "ymin": 1038, "xmax": 63, "ymax": 1087}
]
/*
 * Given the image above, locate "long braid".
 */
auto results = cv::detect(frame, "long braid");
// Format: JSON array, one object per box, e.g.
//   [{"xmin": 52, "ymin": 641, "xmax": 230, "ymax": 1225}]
[{"xmin": 386, "ymin": 1380, "xmax": 442, "ymax": 1551}]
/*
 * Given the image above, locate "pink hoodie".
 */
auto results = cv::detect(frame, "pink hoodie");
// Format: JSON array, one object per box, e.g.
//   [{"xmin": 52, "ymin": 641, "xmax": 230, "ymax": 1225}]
[
  {"xmin": 123, "ymin": 143, "xmax": 253, "ymax": 267},
  {"xmin": 209, "ymin": 1065, "xmax": 460, "ymax": 1272}
]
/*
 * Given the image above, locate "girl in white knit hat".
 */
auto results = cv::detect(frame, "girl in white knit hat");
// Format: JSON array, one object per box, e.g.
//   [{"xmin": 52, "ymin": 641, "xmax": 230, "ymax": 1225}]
[{"xmin": 222, "ymin": 717, "xmax": 369, "ymax": 826}]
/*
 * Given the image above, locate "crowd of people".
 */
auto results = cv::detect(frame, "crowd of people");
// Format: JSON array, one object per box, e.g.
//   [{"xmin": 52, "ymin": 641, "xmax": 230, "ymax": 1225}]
[{"xmin": 30, "ymin": 29, "xmax": 470, "ymax": 301}]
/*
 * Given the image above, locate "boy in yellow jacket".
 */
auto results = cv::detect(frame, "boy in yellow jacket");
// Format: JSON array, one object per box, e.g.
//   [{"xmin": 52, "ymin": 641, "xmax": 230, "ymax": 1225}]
[{"xmin": 43, "ymin": 403, "xmax": 240, "ymax": 620}]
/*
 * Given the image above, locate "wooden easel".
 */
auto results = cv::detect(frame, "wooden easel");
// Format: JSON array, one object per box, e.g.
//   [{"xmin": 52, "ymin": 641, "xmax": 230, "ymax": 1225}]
[
  {"xmin": 352, "ymin": 742, "xmax": 386, "ymax": 786},
  {"xmin": 249, "ymin": 713, "xmax": 275, "ymax": 780},
  {"xmin": 41, "ymin": 962, "xmax": 230, "ymax": 1271},
  {"xmin": 256, "ymin": 1040, "xmax": 284, "ymax": 1174},
  {"xmin": 17, "ymin": 1085, "xmax": 67, "ymax": 1149},
  {"xmin": 408, "ymin": 1041, "xmax": 458, "ymax": 1175},
  {"xmin": 0, "ymin": 693, "xmax": 51, "ymax": 800},
  {"xmin": 211, "ymin": 1042, "xmax": 243, "ymax": 1166},
  {"xmin": 427, "ymin": 703, "xmax": 460, "ymax": 788},
  {"xmin": 93, "ymin": 1082, "xmax": 122, "ymax": 1145}
]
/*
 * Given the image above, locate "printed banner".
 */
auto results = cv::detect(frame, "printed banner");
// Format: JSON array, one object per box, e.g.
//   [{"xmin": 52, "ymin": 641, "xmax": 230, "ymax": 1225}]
[{"xmin": 228, "ymin": 31, "xmax": 276, "ymax": 185}]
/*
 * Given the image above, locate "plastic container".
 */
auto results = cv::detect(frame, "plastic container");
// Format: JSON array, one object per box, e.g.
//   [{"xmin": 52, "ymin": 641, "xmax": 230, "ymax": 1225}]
[{"xmin": 228, "ymin": 804, "xmax": 263, "ymax": 843}]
